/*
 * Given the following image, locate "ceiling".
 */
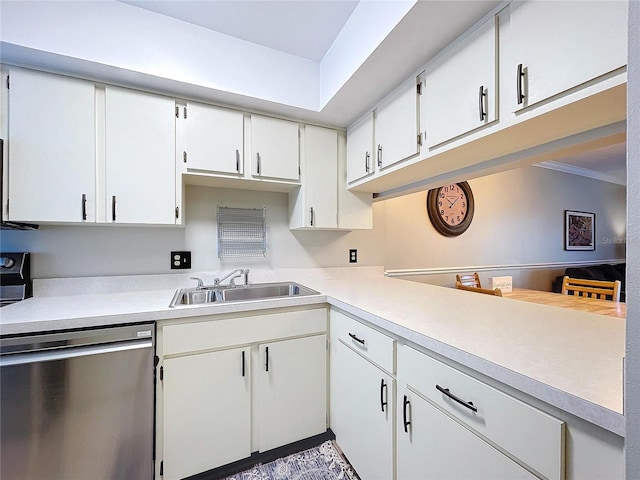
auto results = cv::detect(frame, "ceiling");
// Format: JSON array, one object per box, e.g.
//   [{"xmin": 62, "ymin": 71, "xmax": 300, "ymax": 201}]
[
  {"xmin": 538, "ymin": 141, "xmax": 627, "ymax": 186},
  {"xmin": 119, "ymin": 0, "xmax": 359, "ymax": 61}
]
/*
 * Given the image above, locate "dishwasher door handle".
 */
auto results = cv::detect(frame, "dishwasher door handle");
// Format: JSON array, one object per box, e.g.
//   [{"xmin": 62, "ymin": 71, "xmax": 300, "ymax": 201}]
[{"xmin": 0, "ymin": 339, "xmax": 153, "ymax": 367}]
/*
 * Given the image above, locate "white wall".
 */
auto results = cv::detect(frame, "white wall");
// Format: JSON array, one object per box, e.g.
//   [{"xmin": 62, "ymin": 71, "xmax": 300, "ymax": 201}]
[
  {"xmin": 0, "ymin": 186, "xmax": 385, "ymax": 278},
  {"xmin": 625, "ymin": 0, "xmax": 639, "ymax": 476}
]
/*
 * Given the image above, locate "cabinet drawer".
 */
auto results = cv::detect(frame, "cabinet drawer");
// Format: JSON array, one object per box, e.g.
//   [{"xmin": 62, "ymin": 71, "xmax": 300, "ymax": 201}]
[
  {"xmin": 162, "ymin": 308, "xmax": 327, "ymax": 356},
  {"xmin": 399, "ymin": 345, "xmax": 564, "ymax": 480},
  {"xmin": 331, "ymin": 310, "xmax": 395, "ymax": 373}
]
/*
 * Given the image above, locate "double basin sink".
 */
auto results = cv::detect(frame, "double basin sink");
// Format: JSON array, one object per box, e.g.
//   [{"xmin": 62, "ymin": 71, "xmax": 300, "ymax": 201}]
[{"xmin": 169, "ymin": 281, "xmax": 320, "ymax": 308}]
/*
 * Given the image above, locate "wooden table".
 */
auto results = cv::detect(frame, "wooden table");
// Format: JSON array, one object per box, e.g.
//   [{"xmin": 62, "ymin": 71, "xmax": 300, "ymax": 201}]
[{"xmin": 503, "ymin": 288, "xmax": 626, "ymax": 318}]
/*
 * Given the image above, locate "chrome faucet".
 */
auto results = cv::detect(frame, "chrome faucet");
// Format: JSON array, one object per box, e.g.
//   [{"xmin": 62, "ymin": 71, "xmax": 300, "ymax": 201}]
[
  {"xmin": 190, "ymin": 276, "xmax": 206, "ymax": 291},
  {"xmin": 214, "ymin": 269, "xmax": 250, "ymax": 287}
]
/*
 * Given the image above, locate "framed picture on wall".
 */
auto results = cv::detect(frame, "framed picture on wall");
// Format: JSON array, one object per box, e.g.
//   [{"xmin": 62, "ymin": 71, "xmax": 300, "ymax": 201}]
[{"xmin": 565, "ymin": 210, "xmax": 595, "ymax": 251}]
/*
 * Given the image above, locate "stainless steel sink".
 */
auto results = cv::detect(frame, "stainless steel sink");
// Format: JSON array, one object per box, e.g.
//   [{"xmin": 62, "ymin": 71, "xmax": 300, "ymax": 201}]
[
  {"xmin": 169, "ymin": 282, "xmax": 319, "ymax": 307},
  {"xmin": 177, "ymin": 289, "xmax": 220, "ymax": 305},
  {"xmin": 219, "ymin": 282, "xmax": 317, "ymax": 302}
]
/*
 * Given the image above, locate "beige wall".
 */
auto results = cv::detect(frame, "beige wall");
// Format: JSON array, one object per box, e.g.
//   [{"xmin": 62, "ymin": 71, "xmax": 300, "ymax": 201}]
[
  {"xmin": 0, "ymin": 165, "xmax": 625, "ymax": 281},
  {"xmin": 382, "ymin": 165, "xmax": 626, "ymax": 289}
]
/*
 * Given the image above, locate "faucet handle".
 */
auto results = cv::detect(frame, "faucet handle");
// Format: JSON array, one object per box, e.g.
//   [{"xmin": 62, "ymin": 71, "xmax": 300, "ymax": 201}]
[{"xmin": 190, "ymin": 276, "xmax": 205, "ymax": 290}]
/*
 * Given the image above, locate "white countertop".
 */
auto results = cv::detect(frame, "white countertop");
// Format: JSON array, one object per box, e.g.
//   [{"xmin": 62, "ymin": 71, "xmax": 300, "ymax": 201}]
[{"xmin": 0, "ymin": 267, "xmax": 625, "ymax": 436}]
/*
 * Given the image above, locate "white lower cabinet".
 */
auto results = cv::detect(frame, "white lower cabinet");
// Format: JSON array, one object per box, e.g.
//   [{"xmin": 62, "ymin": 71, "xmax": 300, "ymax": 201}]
[
  {"xmin": 330, "ymin": 309, "xmax": 395, "ymax": 479},
  {"xmin": 163, "ymin": 347, "xmax": 251, "ymax": 480},
  {"xmin": 258, "ymin": 335, "xmax": 327, "ymax": 451},
  {"xmin": 398, "ymin": 345, "xmax": 564, "ymax": 480},
  {"xmin": 397, "ymin": 387, "xmax": 536, "ymax": 480},
  {"xmin": 157, "ymin": 308, "xmax": 327, "ymax": 480},
  {"xmin": 329, "ymin": 309, "xmax": 568, "ymax": 480},
  {"xmin": 331, "ymin": 340, "xmax": 394, "ymax": 480}
]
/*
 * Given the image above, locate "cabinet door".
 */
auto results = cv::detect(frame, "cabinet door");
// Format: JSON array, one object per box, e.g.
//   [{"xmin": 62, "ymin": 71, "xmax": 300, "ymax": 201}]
[
  {"xmin": 397, "ymin": 388, "xmax": 537, "ymax": 480},
  {"xmin": 251, "ymin": 115, "xmax": 299, "ymax": 181},
  {"xmin": 509, "ymin": 0, "xmax": 627, "ymax": 110},
  {"xmin": 331, "ymin": 341, "xmax": 394, "ymax": 480},
  {"xmin": 424, "ymin": 17, "xmax": 497, "ymax": 147},
  {"xmin": 163, "ymin": 347, "xmax": 251, "ymax": 480},
  {"xmin": 185, "ymin": 102, "xmax": 244, "ymax": 175},
  {"xmin": 375, "ymin": 77, "xmax": 419, "ymax": 169},
  {"xmin": 258, "ymin": 335, "xmax": 327, "ymax": 451},
  {"xmin": 105, "ymin": 86, "xmax": 176, "ymax": 225},
  {"xmin": 346, "ymin": 113, "xmax": 374, "ymax": 183},
  {"xmin": 303, "ymin": 125, "xmax": 337, "ymax": 228},
  {"xmin": 8, "ymin": 68, "xmax": 95, "ymax": 223}
]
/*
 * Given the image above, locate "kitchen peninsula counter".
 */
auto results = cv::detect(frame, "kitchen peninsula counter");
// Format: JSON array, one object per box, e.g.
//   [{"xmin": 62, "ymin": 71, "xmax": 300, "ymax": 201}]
[{"xmin": 0, "ymin": 267, "xmax": 625, "ymax": 437}]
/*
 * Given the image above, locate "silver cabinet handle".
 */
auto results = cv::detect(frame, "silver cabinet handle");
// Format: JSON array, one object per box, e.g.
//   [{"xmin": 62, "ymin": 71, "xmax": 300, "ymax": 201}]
[
  {"xmin": 478, "ymin": 85, "xmax": 486, "ymax": 121},
  {"xmin": 257, "ymin": 152, "xmax": 262, "ymax": 175},
  {"xmin": 81, "ymin": 193, "xmax": 87, "ymax": 221},
  {"xmin": 111, "ymin": 195, "xmax": 116, "ymax": 222},
  {"xmin": 517, "ymin": 63, "xmax": 525, "ymax": 105},
  {"xmin": 236, "ymin": 149, "xmax": 240, "ymax": 173},
  {"xmin": 365, "ymin": 152, "xmax": 370, "ymax": 172},
  {"xmin": 377, "ymin": 144, "xmax": 383, "ymax": 168}
]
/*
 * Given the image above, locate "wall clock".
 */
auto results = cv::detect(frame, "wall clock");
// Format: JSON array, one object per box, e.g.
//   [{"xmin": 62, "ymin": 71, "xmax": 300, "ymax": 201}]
[{"xmin": 426, "ymin": 181, "xmax": 475, "ymax": 236}]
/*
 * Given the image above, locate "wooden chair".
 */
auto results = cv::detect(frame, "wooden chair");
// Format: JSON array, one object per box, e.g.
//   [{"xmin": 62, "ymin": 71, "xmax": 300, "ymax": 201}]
[
  {"xmin": 455, "ymin": 281, "xmax": 502, "ymax": 297},
  {"xmin": 455, "ymin": 272, "xmax": 481, "ymax": 288},
  {"xmin": 561, "ymin": 276, "xmax": 621, "ymax": 301}
]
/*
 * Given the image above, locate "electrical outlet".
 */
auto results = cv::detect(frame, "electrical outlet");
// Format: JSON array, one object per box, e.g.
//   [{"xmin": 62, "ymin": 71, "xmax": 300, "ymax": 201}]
[
  {"xmin": 171, "ymin": 251, "xmax": 191, "ymax": 269},
  {"xmin": 349, "ymin": 249, "xmax": 358, "ymax": 263}
]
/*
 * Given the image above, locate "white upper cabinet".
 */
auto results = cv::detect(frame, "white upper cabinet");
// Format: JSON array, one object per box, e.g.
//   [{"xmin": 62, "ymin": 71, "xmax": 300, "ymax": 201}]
[
  {"xmin": 105, "ymin": 86, "xmax": 177, "ymax": 225},
  {"xmin": 7, "ymin": 68, "xmax": 96, "ymax": 223},
  {"xmin": 424, "ymin": 16, "xmax": 497, "ymax": 147},
  {"xmin": 290, "ymin": 125, "xmax": 338, "ymax": 229},
  {"xmin": 346, "ymin": 113, "xmax": 375, "ymax": 184},
  {"xmin": 250, "ymin": 114, "xmax": 299, "ymax": 181},
  {"xmin": 508, "ymin": 0, "xmax": 627, "ymax": 111},
  {"xmin": 374, "ymin": 76, "xmax": 420, "ymax": 170},
  {"xmin": 183, "ymin": 102, "xmax": 244, "ymax": 175}
]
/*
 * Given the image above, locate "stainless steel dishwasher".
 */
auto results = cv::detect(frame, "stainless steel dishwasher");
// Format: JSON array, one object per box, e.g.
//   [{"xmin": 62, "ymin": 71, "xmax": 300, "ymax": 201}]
[{"xmin": 0, "ymin": 323, "xmax": 155, "ymax": 480}]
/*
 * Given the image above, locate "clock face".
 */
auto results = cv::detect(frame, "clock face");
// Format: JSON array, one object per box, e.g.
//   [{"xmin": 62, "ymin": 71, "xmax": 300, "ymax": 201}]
[
  {"xmin": 437, "ymin": 184, "xmax": 468, "ymax": 227},
  {"xmin": 426, "ymin": 182, "xmax": 475, "ymax": 236}
]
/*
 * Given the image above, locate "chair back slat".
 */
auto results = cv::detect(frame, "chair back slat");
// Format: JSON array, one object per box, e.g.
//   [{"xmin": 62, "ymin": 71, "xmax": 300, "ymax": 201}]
[
  {"xmin": 455, "ymin": 273, "xmax": 481, "ymax": 288},
  {"xmin": 561, "ymin": 276, "xmax": 621, "ymax": 302}
]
